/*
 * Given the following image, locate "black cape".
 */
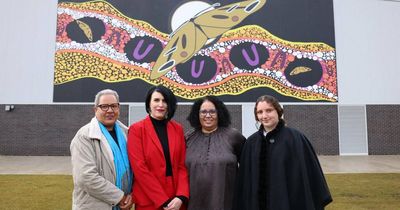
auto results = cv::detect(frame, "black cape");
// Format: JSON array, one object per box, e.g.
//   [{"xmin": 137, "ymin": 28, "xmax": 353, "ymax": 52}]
[{"xmin": 233, "ymin": 120, "xmax": 332, "ymax": 210}]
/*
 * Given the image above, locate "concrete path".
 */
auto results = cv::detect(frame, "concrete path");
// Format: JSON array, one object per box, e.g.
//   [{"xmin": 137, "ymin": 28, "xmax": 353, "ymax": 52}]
[
  {"xmin": 319, "ymin": 155, "xmax": 400, "ymax": 173},
  {"xmin": 1, "ymin": 155, "xmax": 400, "ymax": 175},
  {"xmin": 0, "ymin": 156, "xmax": 72, "ymax": 175}
]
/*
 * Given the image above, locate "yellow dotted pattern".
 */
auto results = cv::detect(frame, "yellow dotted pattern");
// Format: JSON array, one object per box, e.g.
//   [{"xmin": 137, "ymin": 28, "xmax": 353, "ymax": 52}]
[
  {"xmin": 54, "ymin": 51, "xmax": 150, "ymax": 84},
  {"xmin": 54, "ymin": 51, "xmax": 334, "ymax": 101},
  {"xmin": 222, "ymin": 25, "xmax": 335, "ymax": 51},
  {"xmin": 164, "ymin": 75, "xmax": 334, "ymax": 102},
  {"xmin": 59, "ymin": 1, "xmax": 168, "ymax": 40}
]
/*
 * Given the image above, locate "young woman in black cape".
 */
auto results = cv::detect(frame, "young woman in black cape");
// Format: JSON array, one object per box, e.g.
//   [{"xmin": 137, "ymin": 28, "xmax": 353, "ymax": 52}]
[{"xmin": 233, "ymin": 95, "xmax": 332, "ymax": 210}]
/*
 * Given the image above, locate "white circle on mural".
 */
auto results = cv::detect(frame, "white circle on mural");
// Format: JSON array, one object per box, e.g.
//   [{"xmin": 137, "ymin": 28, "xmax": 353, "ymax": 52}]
[{"xmin": 170, "ymin": 1, "xmax": 214, "ymax": 31}]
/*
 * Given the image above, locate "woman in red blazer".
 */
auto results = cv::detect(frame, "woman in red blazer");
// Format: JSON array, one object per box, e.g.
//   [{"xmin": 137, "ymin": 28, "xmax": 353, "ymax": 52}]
[{"xmin": 128, "ymin": 85, "xmax": 189, "ymax": 210}]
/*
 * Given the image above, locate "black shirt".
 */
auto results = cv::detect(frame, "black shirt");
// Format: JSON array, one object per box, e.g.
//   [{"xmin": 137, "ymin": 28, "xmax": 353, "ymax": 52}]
[
  {"xmin": 150, "ymin": 116, "xmax": 173, "ymax": 176},
  {"xmin": 109, "ymin": 128, "xmax": 119, "ymax": 146}
]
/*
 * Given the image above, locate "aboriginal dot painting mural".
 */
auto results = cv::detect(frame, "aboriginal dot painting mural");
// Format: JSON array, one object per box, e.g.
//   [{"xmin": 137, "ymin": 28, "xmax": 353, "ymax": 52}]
[{"xmin": 54, "ymin": 0, "xmax": 337, "ymax": 102}]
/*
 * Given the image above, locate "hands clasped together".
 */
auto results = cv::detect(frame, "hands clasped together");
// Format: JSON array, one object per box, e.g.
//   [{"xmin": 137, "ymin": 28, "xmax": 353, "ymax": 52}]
[
  {"xmin": 118, "ymin": 194, "xmax": 133, "ymax": 210},
  {"xmin": 163, "ymin": 197, "xmax": 183, "ymax": 210}
]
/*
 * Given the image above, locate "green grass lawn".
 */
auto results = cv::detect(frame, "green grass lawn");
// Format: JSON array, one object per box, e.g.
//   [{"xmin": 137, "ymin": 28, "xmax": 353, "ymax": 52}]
[
  {"xmin": 0, "ymin": 174, "xmax": 399, "ymax": 210},
  {"xmin": 0, "ymin": 175, "xmax": 72, "ymax": 210},
  {"xmin": 325, "ymin": 173, "xmax": 400, "ymax": 210}
]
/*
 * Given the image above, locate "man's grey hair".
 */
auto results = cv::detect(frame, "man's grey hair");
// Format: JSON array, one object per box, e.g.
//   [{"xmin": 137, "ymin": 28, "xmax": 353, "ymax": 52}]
[{"xmin": 94, "ymin": 89, "xmax": 120, "ymax": 106}]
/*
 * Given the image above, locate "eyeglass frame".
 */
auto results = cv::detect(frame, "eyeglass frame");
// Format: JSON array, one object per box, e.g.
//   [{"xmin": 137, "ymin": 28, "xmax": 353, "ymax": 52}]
[
  {"xmin": 97, "ymin": 103, "xmax": 120, "ymax": 111},
  {"xmin": 199, "ymin": 109, "xmax": 217, "ymax": 117}
]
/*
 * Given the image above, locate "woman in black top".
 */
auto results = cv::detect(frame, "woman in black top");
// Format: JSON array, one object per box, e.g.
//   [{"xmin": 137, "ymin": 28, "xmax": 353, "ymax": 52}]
[{"xmin": 185, "ymin": 96, "xmax": 245, "ymax": 210}]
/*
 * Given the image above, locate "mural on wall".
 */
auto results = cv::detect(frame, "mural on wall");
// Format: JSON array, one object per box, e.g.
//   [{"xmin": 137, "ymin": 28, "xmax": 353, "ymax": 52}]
[{"xmin": 54, "ymin": 0, "xmax": 337, "ymax": 102}]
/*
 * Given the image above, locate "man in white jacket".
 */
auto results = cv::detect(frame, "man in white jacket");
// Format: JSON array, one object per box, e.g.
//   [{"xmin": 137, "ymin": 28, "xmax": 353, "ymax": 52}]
[{"xmin": 70, "ymin": 89, "xmax": 133, "ymax": 210}]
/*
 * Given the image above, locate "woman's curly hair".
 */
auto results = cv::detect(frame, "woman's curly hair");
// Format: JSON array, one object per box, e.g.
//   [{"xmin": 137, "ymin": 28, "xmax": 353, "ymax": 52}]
[{"xmin": 187, "ymin": 95, "xmax": 232, "ymax": 130}]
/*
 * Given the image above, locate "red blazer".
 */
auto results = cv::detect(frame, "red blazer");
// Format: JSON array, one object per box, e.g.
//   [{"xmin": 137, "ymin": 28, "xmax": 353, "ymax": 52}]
[{"xmin": 127, "ymin": 116, "xmax": 189, "ymax": 209}]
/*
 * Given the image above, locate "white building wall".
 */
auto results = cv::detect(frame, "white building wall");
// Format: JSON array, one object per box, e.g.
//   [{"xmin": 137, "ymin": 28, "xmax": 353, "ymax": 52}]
[
  {"xmin": 0, "ymin": 0, "xmax": 57, "ymax": 104},
  {"xmin": 334, "ymin": 0, "xmax": 400, "ymax": 104}
]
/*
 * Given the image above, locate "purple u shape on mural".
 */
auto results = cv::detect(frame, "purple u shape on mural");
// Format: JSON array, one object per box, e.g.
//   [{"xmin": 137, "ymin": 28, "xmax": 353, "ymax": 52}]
[
  {"xmin": 241, "ymin": 44, "xmax": 259, "ymax": 66},
  {"xmin": 191, "ymin": 59, "xmax": 205, "ymax": 78},
  {"xmin": 133, "ymin": 39, "xmax": 154, "ymax": 60}
]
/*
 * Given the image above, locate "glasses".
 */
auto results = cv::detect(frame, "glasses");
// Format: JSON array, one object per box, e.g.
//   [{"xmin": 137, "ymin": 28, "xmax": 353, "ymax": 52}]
[
  {"xmin": 97, "ymin": 103, "xmax": 120, "ymax": 111},
  {"xmin": 199, "ymin": 109, "xmax": 217, "ymax": 117}
]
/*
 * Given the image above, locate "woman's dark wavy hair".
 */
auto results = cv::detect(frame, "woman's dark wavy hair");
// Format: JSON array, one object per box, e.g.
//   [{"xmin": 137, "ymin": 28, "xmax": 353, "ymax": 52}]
[
  {"xmin": 254, "ymin": 95, "xmax": 284, "ymax": 121},
  {"xmin": 145, "ymin": 85, "xmax": 177, "ymax": 120},
  {"xmin": 187, "ymin": 95, "xmax": 231, "ymax": 130}
]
